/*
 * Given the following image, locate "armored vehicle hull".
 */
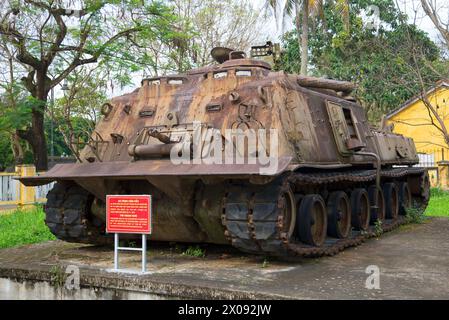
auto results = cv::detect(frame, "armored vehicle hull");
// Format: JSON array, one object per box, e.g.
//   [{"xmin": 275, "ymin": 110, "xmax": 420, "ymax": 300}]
[{"xmin": 21, "ymin": 49, "xmax": 430, "ymax": 256}]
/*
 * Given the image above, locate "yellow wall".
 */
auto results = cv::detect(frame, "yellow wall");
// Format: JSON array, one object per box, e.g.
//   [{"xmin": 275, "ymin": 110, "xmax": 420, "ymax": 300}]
[{"xmin": 387, "ymin": 85, "xmax": 449, "ymax": 162}]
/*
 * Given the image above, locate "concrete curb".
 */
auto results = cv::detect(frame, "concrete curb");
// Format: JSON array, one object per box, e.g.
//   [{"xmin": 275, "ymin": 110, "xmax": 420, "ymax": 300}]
[{"xmin": 0, "ymin": 263, "xmax": 291, "ymax": 300}]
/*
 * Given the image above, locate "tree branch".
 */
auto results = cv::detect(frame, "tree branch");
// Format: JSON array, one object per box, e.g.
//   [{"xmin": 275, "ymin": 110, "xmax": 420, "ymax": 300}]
[
  {"xmin": 420, "ymin": 0, "xmax": 449, "ymax": 49},
  {"xmin": 23, "ymin": 0, "xmax": 88, "ymax": 18},
  {"xmin": 50, "ymin": 27, "xmax": 142, "ymax": 88},
  {"xmin": 20, "ymin": 70, "xmax": 36, "ymax": 95},
  {"xmin": 0, "ymin": 25, "xmax": 42, "ymax": 69},
  {"xmin": 44, "ymin": 10, "xmax": 68, "ymax": 65}
]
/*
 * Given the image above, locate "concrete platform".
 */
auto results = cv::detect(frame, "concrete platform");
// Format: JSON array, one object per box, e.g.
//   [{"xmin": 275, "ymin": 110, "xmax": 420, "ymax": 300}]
[{"xmin": 0, "ymin": 217, "xmax": 449, "ymax": 299}]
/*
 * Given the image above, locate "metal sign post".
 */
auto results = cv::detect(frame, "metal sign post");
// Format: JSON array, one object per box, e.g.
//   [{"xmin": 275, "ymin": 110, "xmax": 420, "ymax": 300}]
[
  {"xmin": 107, "ymin": 195, "xmax": 152, "ymax": 274},
  {"xmin": 114, "ymin": 233, "xmax": 147, "ymax": 273}
]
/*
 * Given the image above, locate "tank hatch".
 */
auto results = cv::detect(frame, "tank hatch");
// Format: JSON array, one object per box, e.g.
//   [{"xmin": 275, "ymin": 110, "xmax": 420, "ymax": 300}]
[{"xmin": 211, "ymin": 47, "xmax": 245, "ymax": 63}]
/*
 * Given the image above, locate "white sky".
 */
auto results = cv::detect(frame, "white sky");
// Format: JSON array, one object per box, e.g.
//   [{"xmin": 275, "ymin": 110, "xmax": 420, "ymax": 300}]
[{"xmin": 396, "ymin": 0, "xmax": 448, "ymax": 43}]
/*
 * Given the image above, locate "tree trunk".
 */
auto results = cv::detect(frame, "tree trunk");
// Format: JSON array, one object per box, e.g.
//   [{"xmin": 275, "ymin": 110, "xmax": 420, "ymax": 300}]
[
  {"xmin": 10, "ymin": 132, "xmax": 24, "ymax": 165},
  {"xmin": 17, "ymin": 68, "xmax": 50, "ymax": 170},
  {"xmin": 18, "ymin": 73, "xmax": 50, "ymax": 171},
  {"xmin": 300, "ymin": 0, "xmax": 309, "ymax": 76},
  {"xmin": 30, "ymin": 109, "xmax": 49, "ymax": 171},
  {"xmin": 31, "ymin": 72, "xmax": 49, "ymax": 171},
  {"xmin": 19, "ymin": 109, "xmax": 49, "ymax": 171}
]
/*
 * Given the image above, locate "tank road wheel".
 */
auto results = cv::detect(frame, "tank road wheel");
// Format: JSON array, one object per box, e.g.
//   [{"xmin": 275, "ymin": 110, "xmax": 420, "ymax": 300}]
[
  {"xmin": 326, "ymin": 191, "xmax": 351, "ymax": 239},
  {"xmin": 280, "ymin": 188, "xmax": 297, "ymax": 239},
  {"xmin": 350, "ymin": 189, "xmax": 370, "ymax": 231},
  {"xmin": 368, "ymin": 185, "xmax": 385, "ymax": 224},
  {"xmin": 398, "ymin": 182, "xmax": 412, "ymax": 215},
  {"xmin": 383, "ymin": 183, "xmax": 399, "ymax": 220},
  {"xmin": 298, "ymin": 194, "xmax": 327, "ymax": 246}
]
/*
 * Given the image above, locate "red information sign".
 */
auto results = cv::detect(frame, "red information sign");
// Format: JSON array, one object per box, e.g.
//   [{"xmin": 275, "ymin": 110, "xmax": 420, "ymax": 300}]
[{"xmin": 106, "ymin": 195, "xmax": 152, "ymax": 234}]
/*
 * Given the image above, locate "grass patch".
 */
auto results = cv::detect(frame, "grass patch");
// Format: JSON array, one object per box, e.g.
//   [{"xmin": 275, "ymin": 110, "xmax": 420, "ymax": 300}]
[
  {"xmin": 425, "ymin": 188, "xmax": 449, "ymax": 217},
  {"xmin": 406, "ymin": 206, "xmax": 426, "ymax": 224},
  {"xmin": 0, "ymin": 206, "xmax": 56, "ymax": 249},
  {"xmin": 261, "ymin": 258, "xmax": 269, "ymax": 268},
  {"xmin": 374, "ymin": 219, "xmax": 383, "ymax": 236},
  {"xmin": 182, "ymin": 245, "xmax": 206, "ymax": 258}
]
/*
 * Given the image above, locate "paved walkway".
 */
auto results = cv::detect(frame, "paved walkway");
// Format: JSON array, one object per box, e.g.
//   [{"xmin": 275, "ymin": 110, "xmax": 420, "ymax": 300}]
[{"xmin": 0, "ymin": 217, "xmax": 448, "ymax": 299}]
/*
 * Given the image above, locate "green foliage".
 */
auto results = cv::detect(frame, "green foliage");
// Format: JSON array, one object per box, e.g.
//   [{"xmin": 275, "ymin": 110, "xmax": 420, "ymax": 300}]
[
  {"xmin": 0, "ymin": 206, "xmax": 56, "ymax": 249},
  {"xmin": 44, "ymin": 118, "xmax": 88, "ymax": 157},
  {"xmin": 49, "ymin": 263, "xmax": 68, "ymax": 299},
  {"xmin": 0, "ymin": 84, "xmax": 33, "ymax": 132},
  {"xmin": 425, "ymin": 188, "xmax": 449, "ymax": 217},
  {"xmin": 374, "ymin": 219, "xmax": 383, "ymax": 237},
  {"xmin": 429, "ymin": 187, "xmax": 449, "ymax": 197},
  {"xmin": 0, "ymin": 132, "xmax": 14, "ymax": 170},
  {"xmin": 261, "ymin": 258, "xmax": 270, "ymax": 268},
  {"xmin": 279, "ymin": 0, "xmax": 448, "ymax": 123},
  {"xmin": 45, "ymin": 119, "xmax": 70, "ymax": 157},
  {"xmin": 1, "ymin": 0, "xmax": 190, "ymax": 169},
  {"xmin": 182, "ymin": 245, "xmax": 206, "ymax": 258},
  {"xmin": 50, "ymin": 265, "xmax": 67, "ymax": 290},
  {"xmin": 405, "ymin": 206, "xmax": 425, "ymax": 224},
  {"xmin": 47, "ymin": 67, "xmax": 108, "ymax": 158},
  {"xmin": 67, "ymin": 0, "xmax": 192, "ymax": 82},
  {"xmin": 0, "ymin": 0, "xmax": 262, "ymax": 167}
]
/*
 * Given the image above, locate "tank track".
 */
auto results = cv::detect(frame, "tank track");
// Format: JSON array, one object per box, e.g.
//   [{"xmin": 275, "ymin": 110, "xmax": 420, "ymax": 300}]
[
  {"xmin": 222, "ymin": 167, "xmax": 429, "ymax": 257},
  {"xmin": 45, "ymin": 182, "xmax": 108, "ymax": 244}
]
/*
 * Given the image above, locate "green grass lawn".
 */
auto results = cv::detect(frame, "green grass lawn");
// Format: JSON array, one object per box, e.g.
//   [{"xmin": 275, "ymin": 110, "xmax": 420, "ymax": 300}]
[
  {"xmin": 0, "ymin": 206, "xmax": 55, "ymax": 249},
  {"xmin": 425, "ymin": 188, "xmax": 449, "ymax": 217}
]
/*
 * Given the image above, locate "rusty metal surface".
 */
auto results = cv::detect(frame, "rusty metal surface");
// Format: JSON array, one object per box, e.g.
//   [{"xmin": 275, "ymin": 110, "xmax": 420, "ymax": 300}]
[
  {"xmin": 45, "ymin": 181, "xmax": 209, "ymax": 244},
  {"xmin": 21, "ymin": 52, "xmax": 418, "ymax": 183},
  {"xmin": 221, "ymin": 168, "xmax": 429, "ymax": 257},
  {"xmin": 19, "ymin": 157, "xmax": 293, "ymax": 186},
  {"xmin": 26, "ymin": 45, "xmax": 430, "ymax": 256}
]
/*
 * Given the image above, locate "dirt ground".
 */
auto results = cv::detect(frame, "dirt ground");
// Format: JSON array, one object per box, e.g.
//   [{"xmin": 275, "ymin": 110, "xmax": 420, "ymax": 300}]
[{"xmin": 0, "ymin": 217, "xmax": 448, "ymax": 299}]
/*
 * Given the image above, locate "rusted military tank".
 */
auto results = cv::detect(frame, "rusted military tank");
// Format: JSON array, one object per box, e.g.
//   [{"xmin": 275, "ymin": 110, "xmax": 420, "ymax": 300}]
[{"xmin": 21, "ymin": 43, "xmax": 430, "ymax": 257}]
